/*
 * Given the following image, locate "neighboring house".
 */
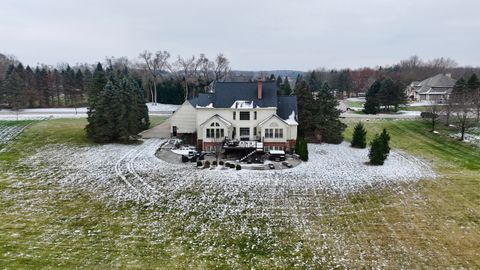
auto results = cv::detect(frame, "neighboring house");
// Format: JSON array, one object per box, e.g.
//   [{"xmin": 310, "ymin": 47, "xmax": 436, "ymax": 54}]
[
  {"xmin": 170, "ymin": 80, "xmax": 298, "ymax": 153},
  {"xmin": 406, "ymin": 73, "xmax": 456, "ymax": 103}
]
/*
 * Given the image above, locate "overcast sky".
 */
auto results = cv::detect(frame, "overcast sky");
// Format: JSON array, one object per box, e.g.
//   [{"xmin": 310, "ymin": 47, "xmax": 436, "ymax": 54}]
[{"xmin": 1, "ymin": 0, "xmax": 479, "ymax": 71}]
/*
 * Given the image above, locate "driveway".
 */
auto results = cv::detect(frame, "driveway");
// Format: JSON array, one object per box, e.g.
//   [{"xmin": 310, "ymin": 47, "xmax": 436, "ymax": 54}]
[{"xmin": 141, "ymin": 119, "xmax": 171, "ymax": 139}]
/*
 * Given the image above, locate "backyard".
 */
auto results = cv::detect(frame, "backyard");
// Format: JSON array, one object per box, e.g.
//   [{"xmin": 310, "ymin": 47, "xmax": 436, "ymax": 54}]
[{"xmin": 0, "ymin": 118, "xmax": 479, "ymax": 268}]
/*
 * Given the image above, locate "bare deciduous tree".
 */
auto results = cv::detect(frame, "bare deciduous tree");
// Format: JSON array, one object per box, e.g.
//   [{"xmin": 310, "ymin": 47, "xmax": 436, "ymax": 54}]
[
  {"xmin": 139, "ymin": 50, "xmax": 170, "ymax": 105},
  {"xmin": 213, "ymin": 54, "xmax": 230, "ymax": 82},
  {"xmin": 451, "ymin": 79, "xmax": 476, "ymax": 141},
  {"xmin": 172, "ymin": 55, "xmax": 201, "ymax": 101}
]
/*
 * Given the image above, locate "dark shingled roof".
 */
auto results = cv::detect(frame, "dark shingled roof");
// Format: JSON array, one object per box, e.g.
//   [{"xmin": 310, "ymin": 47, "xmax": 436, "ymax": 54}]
[
  {"xmin": 213, "ymin": 81, "xmax": 278, "ymax": 108},
  {"xmin": 277, "ymin": 96, "xmax": 298, "ymax": 121},
  {"xmin": 188, "ymin": 93, "xmax": 214, "ymax": 107},
  {"xmin": 188, "ymin": 81, "xmax": 297, "ymax": 121}
]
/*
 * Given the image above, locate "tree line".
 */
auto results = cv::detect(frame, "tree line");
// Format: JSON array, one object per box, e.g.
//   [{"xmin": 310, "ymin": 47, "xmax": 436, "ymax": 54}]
[
  {"xmin": 0, "ymin": 51, "xmax": 231, "ymax": 110},
  {"xmin": 300, "ymin": 56, "xmax": 480, "ymax": 98}
]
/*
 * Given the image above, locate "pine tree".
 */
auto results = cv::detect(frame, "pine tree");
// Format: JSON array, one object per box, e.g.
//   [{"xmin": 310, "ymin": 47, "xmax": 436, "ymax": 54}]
[
  {"xmin": 302, "ymin": 139, "xmax": 309, "ymax": 161},
  {"xmin": 86, "ymin": 71, "xmax": 149, "ymax": 143},
  {"xmin": 369, "ymin": 135, "xmax": 387, "ymax": 165},
  {"xmin": 364, "ymin": 80, "xmax": 381, "ymax": 114},
  {"xmin": 276, "ymin": 75, "xmax": 283, "ymax": 88},
  {"xmin": 313, "ymin": 82, "xmax": 346, "ymax": 144},
  {"xmin": 88, "ymin": 63, "xmax": 107, "ymax": 107},
  {"xmin": 351, "ymin": 122, "xmax": 367, "ymax": 148},
  {"xmin": 280, "ymin": 76, "xmax": 292, "ymax": 95},
  {"xmin": 295, "ymin": 80, "xmax": 315, "ymax": 137},
  {"xmin": 296, "ymin": 137, "xmax": 309, "ymax": 161},
  {"xmin": 379, "ymin": 128, "xmax": 391, "ymax": 154}
]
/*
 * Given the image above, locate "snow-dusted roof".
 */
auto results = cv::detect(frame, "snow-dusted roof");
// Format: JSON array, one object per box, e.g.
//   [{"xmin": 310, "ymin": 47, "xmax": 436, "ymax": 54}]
[
  {"xmin": 230, "ymin": 100, "xmax": 256, "ymax": 109},
  {"xmin": 414, "ymin": 74, "xmax": 456, "ymax": 95},
  {"xmin": 196, "ymin": 103, "xmax": 213, "ymax": 108},
  {"xmin": 285, "ymin": 110, "xmax": 298, "ymax": 125}
]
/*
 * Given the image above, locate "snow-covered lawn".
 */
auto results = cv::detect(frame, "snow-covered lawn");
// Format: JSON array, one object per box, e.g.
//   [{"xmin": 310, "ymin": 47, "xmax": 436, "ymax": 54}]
[
  {"xmin": 17, "ymin": 140, "xmax": 436, "ymax": 267},
  {"xmin": 146, "ymin": 102, "xmax": 179, "ymax": 112},
  {"xmin": 0, "ymin": 103, "xmax": 178, "ymax": 120},
  {"xmin": 22, "ymin": 140, "xmax": 434, "ymax": 205},
  {"xmin": 0, "ymin": 122, "xmax": 30, "ymax": 150},
  {"xmin": 449, "ymin": 127, "xmax": 480, "ymax": 146}
]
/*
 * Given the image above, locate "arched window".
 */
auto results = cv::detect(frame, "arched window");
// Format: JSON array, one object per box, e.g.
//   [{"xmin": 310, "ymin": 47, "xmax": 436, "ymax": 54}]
[{"xmin": 206, "ymin": 122, "xmax": 224, "ymax": 138}]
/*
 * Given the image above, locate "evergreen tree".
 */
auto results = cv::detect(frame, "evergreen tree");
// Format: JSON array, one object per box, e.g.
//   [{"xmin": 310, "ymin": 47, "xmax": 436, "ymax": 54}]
[
  {"xmin": 86, "ymin": 71, "xmax": 149, "ymax": 143},
  {"xmin": 86, "ymin": 80, "xmax": 120, "ymax": 142},
  {"xmin": 313, "ymin": 82, "xmax": 346, "ymax": 143},
  {"xmin": 295, "ymin": 137, "xmax": 309, "ymax": 161},
  {"xmin": 280, "ymin": 76, "xmax": 292, "ymax": 95},
  {"xmin": 295, "ymin": 80, "xmax": 315, "ymax": 137},
  {"xmin": 364, "ymin": 80, "xmax": 381, "ymax": 114},
  {"xmin": 307, "ymin": 70, "xmax": 322, "ymax": 91},
  {"xmin": 276, "ymin": 75, "xmax": 283, "ymax": 88},
  {"xmin": 379, "ymin": 128, "xmax": 391, "ymax": 154},
  {"xmin": 351, "ymin": 122, "xmax": 367, "ymax": 148},
  {"xmin": 301, "ymin": 139, "xmax": 309, "ymax": 161},
  {"xmin": 369, "ymin": 135, "xmax": 387, "ymax": 165},
  {"xmin": 88, "ymin": 63, "xmax": 107, "ymax": 107}
]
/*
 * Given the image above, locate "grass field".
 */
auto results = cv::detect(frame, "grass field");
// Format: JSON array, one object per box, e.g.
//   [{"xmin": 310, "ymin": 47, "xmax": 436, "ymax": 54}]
[
  {"xmin": 344, "ymin": 100, "xmax": 364, "ymax": 108},
  {"xmin": 0, "ymin": 118, "xmax": 479, "ymax": 268}
]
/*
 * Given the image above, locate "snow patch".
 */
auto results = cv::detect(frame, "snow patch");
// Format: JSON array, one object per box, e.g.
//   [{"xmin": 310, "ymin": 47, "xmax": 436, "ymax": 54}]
[
  {"xmin": 231, "ymin": 100, "xmax": 255, "ymax": 109},
  {"xmin": 285, "ymin": 110, "xmax": 298, "ymax": 125}
]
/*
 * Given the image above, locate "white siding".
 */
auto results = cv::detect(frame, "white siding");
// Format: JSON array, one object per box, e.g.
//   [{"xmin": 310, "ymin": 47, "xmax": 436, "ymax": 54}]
[
  {"xmin": 197, "ymin": 107, "xmax": 277, "ymax": 140},
  {"xmin": 170, "ymin": 101, "xmax": 197, "ymax": 134}
]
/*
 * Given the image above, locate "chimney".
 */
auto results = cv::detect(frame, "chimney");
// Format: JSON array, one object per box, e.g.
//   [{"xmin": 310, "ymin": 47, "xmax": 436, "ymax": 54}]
[{"xmin": 257, "ymin": 79, "xmax": 263, "ymax": 99}]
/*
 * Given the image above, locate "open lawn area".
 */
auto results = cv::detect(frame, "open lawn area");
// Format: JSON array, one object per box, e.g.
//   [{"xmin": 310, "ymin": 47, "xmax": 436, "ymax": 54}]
[{"xmin": 0, "ymin": 118, "xmax": 479, "ymax": 268}]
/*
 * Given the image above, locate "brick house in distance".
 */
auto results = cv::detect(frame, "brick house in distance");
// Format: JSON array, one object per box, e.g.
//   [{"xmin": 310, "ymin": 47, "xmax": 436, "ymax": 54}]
[{"xmin": 170, "ymin": 80, "xmax": 298, "ymax": 154}]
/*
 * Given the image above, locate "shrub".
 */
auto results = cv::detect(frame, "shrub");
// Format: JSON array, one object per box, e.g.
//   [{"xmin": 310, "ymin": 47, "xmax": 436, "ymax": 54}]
[
  {"xmin": 225, "ymin": 162, "xmax": 230, "ymax": 167},
  {"xmin": 379, "ymin": 128, "xmax": 391, "ymax": 154},
  {"xmin": 204, "ymin": 160, "xmax": 210, "ymax": 168},
  {"xmin": 368, "ymin": 129, "xmax": 390, "ymax": 165},
  {"xmin": 296, "ymin": 138, "xmax": 309, "ymax": 161},
  {"xmin": 236, "ymin": 164, "xmax": 241, "ymax": 170},
  {"xmin": 351, "ymin": 122, "xmax": 367, "ymax": 148},
  {"xmin": 196, "ymin": 161, "xmax": 202, "ymax": 167},
  {"xmin": 219, "ymin": 160, "xmax": 224, "ymax": 165},
  {"xmin": 229, "ymin": 163, "xmax": 235, "ymax": 168},
  {"xmin": 212, "ymin": 160, "xmax": 217, "ymax": 166}
]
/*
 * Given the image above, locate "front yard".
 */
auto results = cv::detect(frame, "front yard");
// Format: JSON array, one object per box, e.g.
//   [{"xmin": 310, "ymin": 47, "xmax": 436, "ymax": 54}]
[{"xmin": 0, "ymin": 118, "xmax": 479, "ymax": 268}]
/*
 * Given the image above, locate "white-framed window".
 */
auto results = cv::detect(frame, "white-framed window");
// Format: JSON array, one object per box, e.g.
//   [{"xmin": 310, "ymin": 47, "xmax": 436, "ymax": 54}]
[
  {"xmin": 254, "ymin": 111, "xmax": 257, "ymax": 120},
  {"xmin": 275, "ymin": 128, "xmax": 283, "ymax": 138},
  {"xmin": 233, "ymin": 111, "xmax": 236, "ymax": 120},
  {"xmin": 206, "ymin": 123, "xmax": 224, "ymax": 139},
  {"xmin": 239, "ymin": 111, "xmax": 250, "ymax": 120},
  {"xmin": 265, "ymin": 128, "xmax": 283, "ymax": 138},
  {"xmin": 239, "ymin": 127, "xmax": 250, "ymax": 137}
]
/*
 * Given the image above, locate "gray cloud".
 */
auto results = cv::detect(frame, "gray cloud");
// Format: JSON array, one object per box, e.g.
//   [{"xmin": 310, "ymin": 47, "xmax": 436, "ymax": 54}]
[{"xmin": 1, "ymin": 0, "xmax": 479, "ymax": 70}]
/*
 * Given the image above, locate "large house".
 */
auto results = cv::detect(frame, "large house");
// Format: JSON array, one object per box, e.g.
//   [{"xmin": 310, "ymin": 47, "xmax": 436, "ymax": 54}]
[
  {"xmin": 406, "ymin": 73, "xmax": 456, "ymax": 102},
  {"xmin": 170, "ymin": 80, "xmax": 298, "ymax": 153}
]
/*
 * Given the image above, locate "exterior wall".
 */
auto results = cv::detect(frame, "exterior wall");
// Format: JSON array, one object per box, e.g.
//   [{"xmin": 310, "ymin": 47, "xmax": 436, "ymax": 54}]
[
  {"xmin": 196, "ymin": 107, "xmax": 277, "ymax": 140},
  {"xmin": 170, "ymin": 101, "xmax": 197, "ymax": 134},
  {"xmin": 199, "ymin": 115, "xmax": 232, "ymax": 143}
]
